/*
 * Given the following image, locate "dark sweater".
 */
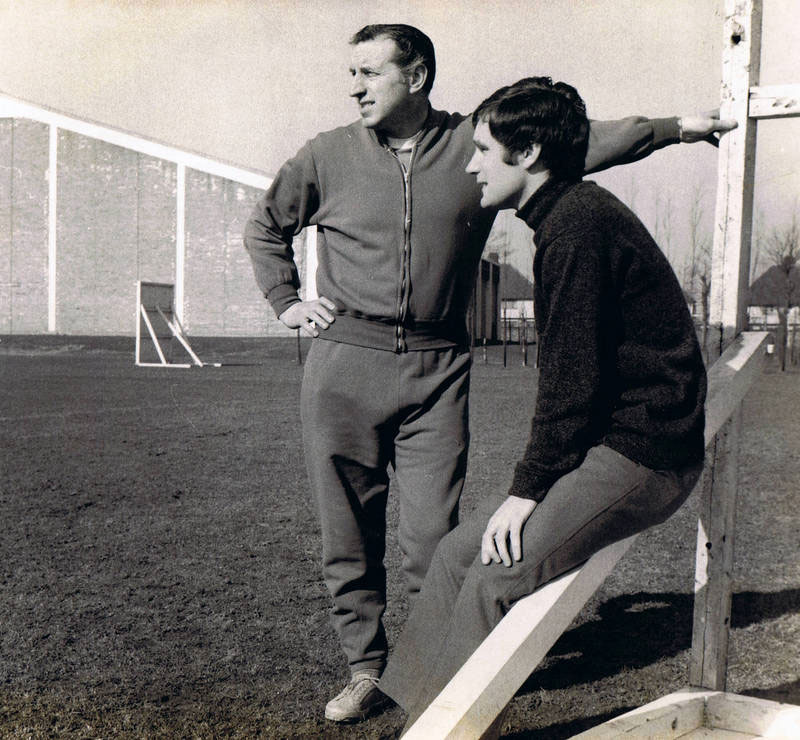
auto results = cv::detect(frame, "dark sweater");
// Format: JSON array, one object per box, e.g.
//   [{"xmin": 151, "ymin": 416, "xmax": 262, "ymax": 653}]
[{"xmin": 508, "ymin": 178, "xmax": 706, "ymax": 502}]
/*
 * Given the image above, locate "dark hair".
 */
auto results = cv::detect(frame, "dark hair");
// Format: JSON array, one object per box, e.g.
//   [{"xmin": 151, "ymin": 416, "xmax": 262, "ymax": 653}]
[
  {"xmin": 472, "ymin": 77, "xmax": 589, "ymax": 180},
  {"xmin": 350, "ymin": 24, "xmax": 436, "ymax": 94}
]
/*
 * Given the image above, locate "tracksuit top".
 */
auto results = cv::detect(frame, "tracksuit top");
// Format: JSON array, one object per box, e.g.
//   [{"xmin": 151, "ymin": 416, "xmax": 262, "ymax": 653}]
[
  {"xmin": 244, "ymin": 107, "xmax": 681, "ymax": 352},
  {"xmin": 508, "ymin": 178, "xmax": 707, "ymax": 502}
]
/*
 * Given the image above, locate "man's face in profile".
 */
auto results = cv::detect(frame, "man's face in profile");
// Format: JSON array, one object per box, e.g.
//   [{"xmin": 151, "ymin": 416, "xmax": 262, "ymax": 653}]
[{"xmin": 349, "ymin": 37, "xmax": 415, "ymax": 137}]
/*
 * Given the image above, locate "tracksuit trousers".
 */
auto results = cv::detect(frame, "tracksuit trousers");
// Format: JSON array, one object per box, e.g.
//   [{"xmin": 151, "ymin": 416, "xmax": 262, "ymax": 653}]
[
  {"xmin": 300, "ymin": 338, "xmax": 471, "ymax": 674},
  {"xmin": 379, "ymin": 444, "xmax": 703, "ymax": 727}
]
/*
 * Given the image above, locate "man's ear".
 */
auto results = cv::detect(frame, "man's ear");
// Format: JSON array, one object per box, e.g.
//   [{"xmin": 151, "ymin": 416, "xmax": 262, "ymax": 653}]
[
  {"xmin": 519, "ymin": 143, "xmax": 542, "ymax": 170},
  {"xmin": 407, "ymin": 64, "xmax": 428, "ymax": 94}
]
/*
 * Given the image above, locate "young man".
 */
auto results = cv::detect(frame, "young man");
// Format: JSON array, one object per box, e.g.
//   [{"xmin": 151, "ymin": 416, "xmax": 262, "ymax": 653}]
[
  {"xmin": 243, "ymin": 24, "xmax": 732, "ymax": 722},
  {"xmin": 378, "ymin": 77, "xmax": 709, "ymax": 729}
]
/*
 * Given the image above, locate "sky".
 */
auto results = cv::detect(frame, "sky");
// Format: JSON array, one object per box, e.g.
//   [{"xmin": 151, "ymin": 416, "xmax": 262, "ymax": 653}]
[{"xmin": 1, "ymin": 0, "xmax": 798, "ymax": 279}]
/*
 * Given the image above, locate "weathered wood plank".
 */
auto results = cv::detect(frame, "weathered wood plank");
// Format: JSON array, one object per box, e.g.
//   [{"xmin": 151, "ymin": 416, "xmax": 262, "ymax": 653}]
[
  {"xmin": 706, "ymin": 691, "xmax": 800, "ymax": 735},
  {"xmin": 708, "ymin": 0, "xmax": 762, "ymax": 356},
  {"xmin": 403, "ymin": 537, "xmax": 637, "ymax": 739},
  {"xmin": 703, "ymin": 331, "xmax": 769, "ymax": 446},
  {"xmin": 694, "ymin": 0, "xmax": 763, "ymax": 695},
  {"xmin": 571, "ymin": 689, "xmax": 710, "ymax": 739},
  {"xmin": 576, "ymin": 690, "xmax": 800, "ymax": 738},
  {"xmin": 691, "ymin": 408, "xmax": 741, "ymax": 690},
  {"xmin": 691, "ymin": 332, "xmax": 768, "ymax": 690},
  {"xmin": 749, "ymin": 84, "xmax": 800, "ymax": 119}
]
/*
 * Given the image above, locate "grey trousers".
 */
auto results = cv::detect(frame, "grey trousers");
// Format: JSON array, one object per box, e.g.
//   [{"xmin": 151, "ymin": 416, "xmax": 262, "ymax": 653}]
[
  {"xmin": 300, "ymin": 339, "xmax": 471, "ymax": 673},
  {"xmin": 379, "ymin": 444, "xmax": 702, "ymax": 725}
]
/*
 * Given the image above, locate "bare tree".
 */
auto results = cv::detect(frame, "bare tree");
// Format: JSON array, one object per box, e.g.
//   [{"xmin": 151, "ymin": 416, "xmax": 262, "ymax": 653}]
[
  {"xmin": 695, "ymin": 239, "xmax": 713, "ymax": 362},
  {"xmin": 653, "ymin": 191, "xmax": 675, "ymax": 268},
  {"xmin": 623, "ymin": 171, "xmax": 639, "ymax": 214},
  {"xmin": 749, "ymin": 209, "xmax": 767, "ymax": 285},
  {"xmin": 681, "ymin": 184, "xmax": 712, "ymax": 359},
  {"xmin": 764, "ymin": 212, "xmax": 800, "ymax": 371}
]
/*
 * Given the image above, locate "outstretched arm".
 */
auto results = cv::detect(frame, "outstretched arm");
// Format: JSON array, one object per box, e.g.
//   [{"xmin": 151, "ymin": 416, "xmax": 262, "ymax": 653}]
[
  {"xmin": 585, "ymin": 109, "xmax": 737, "ymax": 174},
  {"xmin": 678, "ymin": 109, "xmax": 738, "ymax": 146}
]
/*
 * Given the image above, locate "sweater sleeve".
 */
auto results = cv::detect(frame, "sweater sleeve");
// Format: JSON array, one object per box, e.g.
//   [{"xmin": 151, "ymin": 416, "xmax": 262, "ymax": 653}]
[
  {"xmin": 507, "ymin": 223, "xmax": 611, "ymax": 502},
  {"xmin": 243, "ymin": 142, "xmax": 321, "ymax": 318},
  {"xmin": 584, "ymin": 117, "xmax": 680, "ymax": 175}
]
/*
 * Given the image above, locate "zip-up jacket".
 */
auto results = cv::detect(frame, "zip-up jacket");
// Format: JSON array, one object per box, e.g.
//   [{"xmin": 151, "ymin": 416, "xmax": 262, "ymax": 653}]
[{"xmin": 244, "ymin": 108, "xmax": 680, "ymax": 352}]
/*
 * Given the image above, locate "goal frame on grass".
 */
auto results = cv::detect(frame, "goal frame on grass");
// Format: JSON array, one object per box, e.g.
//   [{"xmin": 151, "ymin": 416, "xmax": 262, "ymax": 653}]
[{"xmin": 134, "ymin": 281, "xmax": 205, "ymax": 368}]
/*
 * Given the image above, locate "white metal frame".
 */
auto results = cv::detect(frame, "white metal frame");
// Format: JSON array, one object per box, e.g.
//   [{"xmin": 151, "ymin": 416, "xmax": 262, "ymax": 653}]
[{"xmin": 135, "ymin": 280, "xmax": 205, "ymax": 368}]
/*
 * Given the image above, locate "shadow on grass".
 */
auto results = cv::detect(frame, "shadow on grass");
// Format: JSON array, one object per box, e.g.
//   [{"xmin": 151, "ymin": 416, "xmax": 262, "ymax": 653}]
[
  {"xmin": 742, "ymin": 678, "xmax": 800, "ymax": 706},
  {"xmin": 519, "ymin": 588, "xmax": 800, "ymax": 694},
  {"xmin": 505, "ymin": 706, "xmax": 639, "ymax": 740}
]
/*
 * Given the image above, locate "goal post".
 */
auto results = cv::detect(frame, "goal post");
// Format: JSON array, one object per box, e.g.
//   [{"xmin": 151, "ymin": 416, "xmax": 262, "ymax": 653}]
[{"xmin": 135, "ymin": 281, "xmax": 206, "ymax": 368}]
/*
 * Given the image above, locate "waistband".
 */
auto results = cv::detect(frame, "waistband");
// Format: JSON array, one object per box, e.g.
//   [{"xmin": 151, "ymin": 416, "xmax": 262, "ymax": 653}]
[{"xmin": 318, "ymin": 313, "xmax": 469, "ymax": 352}]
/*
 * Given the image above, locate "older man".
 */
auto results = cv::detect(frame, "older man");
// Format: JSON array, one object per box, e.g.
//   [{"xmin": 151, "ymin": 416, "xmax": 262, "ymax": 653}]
[{"xmin": 243, "ymin": 24, "xmax": 732, "ymax": 722}]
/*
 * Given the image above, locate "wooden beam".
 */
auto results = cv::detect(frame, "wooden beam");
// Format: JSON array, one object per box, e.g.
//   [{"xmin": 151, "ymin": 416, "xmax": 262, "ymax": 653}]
[
  {"xmin": 690, "ymin": 408, "xmax": 740, "ymax": 691},
  {"xmin": 571, "ymin": 689, "xmax": 711, "ymax": 739},
  {"xmin": 693, "ymin": 0, "xmax": 763, "ymax": 696},
  {"xmin": 708, "ymin": 0, "xmax": 762, "ymax": 356},
  {"xmin": 705, "ymin": 692, "xmax": 800, "ymax": 735},
  {"xmin": 703, "ymin": 331, "xmax": 769, "ymax": 447},
  {"xmin": 749, "ymin": 84, "xmax": 800, "ymax": 119},
  {"xmin": 691, "ymin": 332, "xmax": 768, "ymax": 691},
  {"xmin": 574, "ymin": 690, "xmax": 800, "ymax": 738},
  {"xmin": 403, "ymin": 537, "xmax": 638, "ymax": 740}
]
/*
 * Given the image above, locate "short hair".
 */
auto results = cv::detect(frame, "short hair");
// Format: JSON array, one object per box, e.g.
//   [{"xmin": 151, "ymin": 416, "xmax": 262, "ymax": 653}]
[
  {"xmin": 472, "ymin": 77, "xmax": 589, "ymax": 180},
  {"xmin": 350, "ymin": 24, "xmax": 436, "ymax": 94}
]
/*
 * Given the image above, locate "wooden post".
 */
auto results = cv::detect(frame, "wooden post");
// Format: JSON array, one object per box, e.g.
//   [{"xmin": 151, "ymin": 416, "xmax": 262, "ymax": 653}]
[
  {"xmin": 691, "ymin": 0, "xmax": 761, "ymax": 691},
  {"xmin": 708, "ymin": 0, "xmax": 761, "ymax": 358},
  {"xmin": 690, "ymin": 409, "xmax": 741, "ymax": 690}
]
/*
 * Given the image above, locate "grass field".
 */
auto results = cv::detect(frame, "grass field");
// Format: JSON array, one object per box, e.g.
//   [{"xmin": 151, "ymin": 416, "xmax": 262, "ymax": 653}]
[{"xmin": 1, "ymin": 336, "xmax": 798, "ymax": 739}]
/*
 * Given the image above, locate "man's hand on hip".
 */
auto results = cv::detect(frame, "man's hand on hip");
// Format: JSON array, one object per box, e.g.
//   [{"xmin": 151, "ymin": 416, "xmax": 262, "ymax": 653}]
[
  {"xmin": 481, "ymin": 495, "xmax": 538, "ymax": 567},
  {"xmin": 279, "ymin": 297, "xmax": 336, "ymax": 337}
]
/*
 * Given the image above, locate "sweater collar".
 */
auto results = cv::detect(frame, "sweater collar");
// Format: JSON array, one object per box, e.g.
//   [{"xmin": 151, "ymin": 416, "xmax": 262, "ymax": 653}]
[{"xmin": 515, "ymin": 177, "xmax": 579, "ymax": 232}]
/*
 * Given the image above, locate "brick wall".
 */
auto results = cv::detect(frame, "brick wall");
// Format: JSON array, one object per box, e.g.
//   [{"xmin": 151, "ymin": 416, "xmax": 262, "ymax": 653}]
[
  {"xmin": 0, "ymin": 119, "xmax": 49, "ymax": 333},
  {"xmin": 0, "ymin": 118, "xmax": 292, "ymax": 337},
  {"xmin": 183, "ymin": 170, "xmax": 294, "ymax": 337}
]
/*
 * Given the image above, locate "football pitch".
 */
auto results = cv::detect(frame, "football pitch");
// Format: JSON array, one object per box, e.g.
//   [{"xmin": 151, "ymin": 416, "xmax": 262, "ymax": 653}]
[{"xmin": 1, "ymin": 337, "xmax": 798, "ymax": 738}]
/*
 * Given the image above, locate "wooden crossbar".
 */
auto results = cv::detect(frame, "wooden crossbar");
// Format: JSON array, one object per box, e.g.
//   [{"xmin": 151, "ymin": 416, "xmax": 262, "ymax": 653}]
[
  {"xmin": 405, "ymin": 331, "xmax": 768, "ymax": 740},
  {"xmin": 748, "ymin": 84, "xmax": 800, "ymax": 120},
  {"xmin": 572, "ymin": 689, "xmax": 800, "ymax": 738}
]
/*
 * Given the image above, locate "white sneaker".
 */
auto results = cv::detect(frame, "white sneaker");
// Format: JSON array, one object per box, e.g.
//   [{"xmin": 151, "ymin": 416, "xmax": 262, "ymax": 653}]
[{"xmin": 324, "ymin": 669, "xmax": 389, "ymax": 723}]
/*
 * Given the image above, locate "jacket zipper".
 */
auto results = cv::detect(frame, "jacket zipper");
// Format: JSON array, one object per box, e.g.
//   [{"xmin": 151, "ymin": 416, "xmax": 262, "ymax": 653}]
[{"xmin": 390, "ymin": 145, "xmax": 415, "ymax": 353}]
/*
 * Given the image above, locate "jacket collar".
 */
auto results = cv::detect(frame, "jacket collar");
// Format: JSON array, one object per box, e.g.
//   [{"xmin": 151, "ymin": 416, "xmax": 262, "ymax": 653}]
[{"xmin": 364, "ymin": 104, "xmax": 444, "ymax": 149}]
